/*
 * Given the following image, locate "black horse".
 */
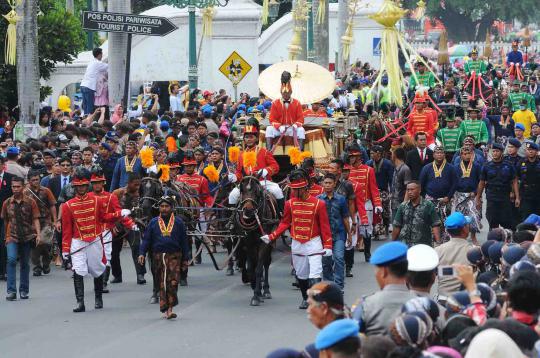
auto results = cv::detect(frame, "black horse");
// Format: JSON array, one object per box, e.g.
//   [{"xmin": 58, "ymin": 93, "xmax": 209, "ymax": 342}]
[{"xmin": 234, "ymin": 176, "xmax": 279, "ymax": 306}]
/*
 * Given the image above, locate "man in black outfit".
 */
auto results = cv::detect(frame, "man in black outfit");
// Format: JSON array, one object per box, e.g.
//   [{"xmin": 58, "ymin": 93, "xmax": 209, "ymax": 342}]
[
  {"xmin": 0, "ymin": 157, "xmax": 14, "ymax": 280},
  {"xmin": 405, "ymin": 132, "xmax": 433, "ymax": 180}
]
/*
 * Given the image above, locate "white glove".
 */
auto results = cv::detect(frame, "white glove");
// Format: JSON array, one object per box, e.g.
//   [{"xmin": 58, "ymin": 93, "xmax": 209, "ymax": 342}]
[
  {"xmin": 62, "ymin": 252, "xmax": 69, "ymax": 261},
  {"xmin": 121, "ymin": 209, "xmax": 131, "ymax": 217},
  {"xmin": 374, "ymin": 206, "xmax": 383, "ymax": 214},
  {"xmin": 257, "ymin": 169, "xmax": 269, "ymax": 178},
  {"xmin": 228, "ymin": 173, "xmax": 238, "ymax": 183},
  {"xmin": 323, "ymin": 249, "xmax": 333, "ymax": 257},
  {"xmin": 292, "ymin": 124, "xmax": 298, "ymax": 129},
  {"xmin": 131, "ymin": 224, "xmax": 139, "ymax": 232},
  {"xmin": 260, "ymin": 235, "xmax": 270, "ymax": 244},
  {"xmin": 279, "ymin": 125, "xmax": 286, "ymax": 134}
]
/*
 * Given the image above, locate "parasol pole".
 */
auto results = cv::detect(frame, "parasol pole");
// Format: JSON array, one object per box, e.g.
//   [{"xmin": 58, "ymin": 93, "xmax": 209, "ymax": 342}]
[
  {"xmin": 524, "ymin": 27, "xmax": 531, "ymax": 63},
  {"xmin": 437, "ymin": 30, "xmax": 449, "ymax": 83}
]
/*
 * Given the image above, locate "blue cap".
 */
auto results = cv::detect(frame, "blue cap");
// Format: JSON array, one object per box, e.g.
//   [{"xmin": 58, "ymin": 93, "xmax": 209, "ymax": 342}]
[
  {"xmin": 492, "ymin": 143, "xmax": 504, "ymax": 151},
  {"xmin": 256, "ymin": 104, "xmax": 264, "ymax": 112},
  {"xmin": 201, "ymin": 104, "xmax": 213, "ymax": 114},
  {"xmin": 6, "ymin": 146, "xmax": 19, "ymax": 155},
  {"xmin": 444, "ymin": 212, "xmax": 472, "ymax": 229},
  {"xmin": 488, "ymin": 241, "xmax": 504, "ymax": 264},
  {"xmin": 370, "ymin": 241, "xmax": 408, "ymax": 266},
  {"xmin": 524, "ymin": 214, "xmax": 540, "ymax": 226},
  {"xmin": 507, "ymin": 138, "xmax": 522, "ymax": 148},
  {"xmin": 247, "ymin": 107, "xmax": 254, "ymax": 114},
  {"xmin": 502, "ymin": 244, "xmax": 526, "ymax": 266},
  {"xmin": 160, "ymin": 120, "xmax": 169, "ymax": 130},
  {"xmin": 266, "ymin": 349, "xmax": 302, "ymax": 358},
  {"xmin": 100, "ymin": 142, "xmax": 112, "ymax": 152},
  {"xmin": 515, "ymin": 123, "xmax": 525, "ymax": 131},
  {"xmin": 315, "ymin": 319, "xmax": 359, "ymax": 350},
  {"xmin": 263, "ymin": 100, "xmax": 272, "ymax": 109},
  {"xmin": 526, "ymin": 141, "xmax": 539, "ymax": 150},
  {"xmin": 238, "ymin": 104, "xmax": 247, "ymax": 111}
]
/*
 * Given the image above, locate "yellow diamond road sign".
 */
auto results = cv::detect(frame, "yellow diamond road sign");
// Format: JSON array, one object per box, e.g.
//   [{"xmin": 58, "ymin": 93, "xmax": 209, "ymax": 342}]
[{"xmin": 219, "ymin": 51, "xmax": 252, "ymax": 85}]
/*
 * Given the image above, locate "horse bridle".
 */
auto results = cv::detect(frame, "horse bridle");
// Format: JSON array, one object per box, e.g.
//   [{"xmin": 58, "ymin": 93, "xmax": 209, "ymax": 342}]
[{"xmin": 237, "ymin": 176, "xmax": 265, "ymax": 231}]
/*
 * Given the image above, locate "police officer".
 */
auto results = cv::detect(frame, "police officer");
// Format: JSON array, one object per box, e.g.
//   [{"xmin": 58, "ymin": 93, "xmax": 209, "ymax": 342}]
[
  {"xmin": 476, "ymin": 143, "xmax": 520, "ymax": 230},
  {"xmin": 352, "ymin": 241, "xmax": 416, "ymax": 335},
  {"xmin": 517, "ymin": 142, "xmax": 540, "ymax": 219},
  {"xmin": 504, "ymin": 138, "xmax": 522, "ymax": 169}
]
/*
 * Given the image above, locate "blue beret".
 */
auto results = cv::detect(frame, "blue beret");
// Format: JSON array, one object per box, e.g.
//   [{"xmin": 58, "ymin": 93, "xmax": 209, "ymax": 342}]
[
  {"xmin": 256, "ymin": 104, "xmax": 264, "ymax": 111},
  {"xmin": 238, "ymin": 104, "xmax": 247, "ymax": 111},
  {"xmin": 481, "ymin": 240, "xmax": 496, "ymax": 257},
  {"xmin": 467, "ymin": 247, "xmax": 484, "ymax": 266},
  {"xmin": 510, "ymin": 260, "xmax": 537, "ymax": 278},
  {"xmin": 100, "ymin": 142, "xmax": 112, "ymax": 152},
  {"xmin": 247, "ymin": 107, "xmax": 254, "ymax": 114},
  {"xmin": 445, "ymin": 212, "xmax": 471, "ymax": 230},
  {"xmin": 524, "ymin": 214, "xmax": 540, "ymax": 226},
  {"xmin": 160, "ymin": 120, "xmax": 169, "ymax": 130},
  {"xmin": 266, "ymin": 349, "xmax": 302, "ymax": 358},
  {"xmin": 508, "ymin": 138, "xmax": 521, "ymax": 148},
  {"xmin": 6, "ymin": 146, "xmax": 19, "ymax": 155},
  {"xmin": 263, "ymin": 100, "xmax": 272, "ymax": 109},
  {"xmin": 526, "ymin": 141, "xmax": 539, "ymax": 150},
  {"xmin": 492, "ymin": 143, "xmax": 504, "ymax": 151},
  {"xmin": 315, "ymin": 319, "xmax": 359, "ymax": 350},
  {"xmin": 371, "ymin": 241, "xmax": 408, "ymax": 266},
  {"xmin": 515, "ymin": 123, "xmax": 525, "ymax": 131}
]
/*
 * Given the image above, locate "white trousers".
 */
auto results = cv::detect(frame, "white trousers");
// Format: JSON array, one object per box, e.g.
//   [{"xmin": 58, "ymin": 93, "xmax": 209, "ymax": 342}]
[
  {"xmin": 102, "ymin": 231, "xmax": 112, "ymax": 266},
  {"xmin": 228, "ymin": 180, "xmax": 284, "ymax": 204},
  {"xmin": 71, "ymin": 238, "xmax": 106, "ymax": 278},
  {"xmin": 358, "ymin": 200, "xmax": 373, "ymax": 237},
  {"xmin": 265, "ymin": 125, "xmax": 306, "ymax": 139},
  {"xmin": 291, "ymin": 236, "xmax": 323, "ymax": 280}
]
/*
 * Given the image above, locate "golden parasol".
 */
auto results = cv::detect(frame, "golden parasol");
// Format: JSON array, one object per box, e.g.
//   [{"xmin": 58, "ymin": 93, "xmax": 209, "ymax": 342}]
[
  {"xmin": 523, "ymin": 27, "xmax": 531, "ymax": 48},
  {"xmin": 258, "ymin": 60, "xmax": 335, "ymax": 105},
  {"xmin": 483, "ymin": 29, "xmax": 492, "ymax": 59}
]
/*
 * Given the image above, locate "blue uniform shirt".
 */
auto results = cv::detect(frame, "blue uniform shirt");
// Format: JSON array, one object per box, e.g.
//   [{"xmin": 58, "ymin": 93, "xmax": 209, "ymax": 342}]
[
  {"xmin": 110, "ymin": 156, "xmax": 144, "ymax": 191},
  {"xmin": 140, "ymin": 215, "xmax": 190, "ymax": 258},
  {"xmin": 366, "ymin": 158, "xmax": 394, "ymax": 191},
  {"xmin": 507, "ymin": 51, "xmax": 524, "ymax": 66},
  {"xmin": 480, "ymin": 160, "xmax": 516, "ymax": 202},
  {"xmin": 317, "ymin": 192, "xmax": 349, "ymax": 240},
  {"xmin": 419, "ymin": 161, "xmax": 457, "ymax": 199}
]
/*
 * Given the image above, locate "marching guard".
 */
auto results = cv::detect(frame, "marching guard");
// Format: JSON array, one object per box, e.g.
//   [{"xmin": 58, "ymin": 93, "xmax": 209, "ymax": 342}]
[
  {"xmin": 261, "ymin": 170, "xmax": 332, "ymax": 309},
  {"xmin": 62, "ymin": 168, "xmax": 132, "ymax": 312}
]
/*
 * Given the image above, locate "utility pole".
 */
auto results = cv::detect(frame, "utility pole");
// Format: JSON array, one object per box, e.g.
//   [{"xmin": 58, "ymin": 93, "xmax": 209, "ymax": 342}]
[{"xmin": 107, "ymin": 0, "xmax": 131, "ymax": 107}]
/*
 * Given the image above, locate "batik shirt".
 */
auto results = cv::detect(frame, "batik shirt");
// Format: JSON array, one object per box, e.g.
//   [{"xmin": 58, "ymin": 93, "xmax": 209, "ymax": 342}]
[
  {"xmin": 1, "ymin": 196, "xmax": 40, "ymax": 243},
  {"xmin": 392, "ymin": 198, "xmax": 441, "ymax": 247}
]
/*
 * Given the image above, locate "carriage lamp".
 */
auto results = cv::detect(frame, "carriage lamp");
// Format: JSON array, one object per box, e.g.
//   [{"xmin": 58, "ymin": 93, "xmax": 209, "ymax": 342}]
[
  {"xmin": 346, "ymin": 110, "xmax": 359, "ymax": 136},
  {"xmin": 268, "ymin": 0, "xmax": 281, "ymax": 21},
  {"xmin": 334, "ymin": 116, "xmax": 347, "ymax": 139}
]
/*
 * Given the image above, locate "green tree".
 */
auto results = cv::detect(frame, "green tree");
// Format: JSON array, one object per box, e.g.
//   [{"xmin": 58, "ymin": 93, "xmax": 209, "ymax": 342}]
[
  {"xmin": 402, "ymin": 0, "xmax": 540, "ymax": 41},
  {"xmin": 0, "ymin": 0, "xmax": 85, "ymax": 109}
]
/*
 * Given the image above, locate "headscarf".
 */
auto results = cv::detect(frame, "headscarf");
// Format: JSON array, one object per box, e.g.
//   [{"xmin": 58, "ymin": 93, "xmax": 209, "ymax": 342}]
[
  {"xmin": 111, "ymin": 104, "xmax": 123, "ymax": 124},
  {"xmin": 464, "ymin": 329, "xmax": 525, "ymax": 358}
]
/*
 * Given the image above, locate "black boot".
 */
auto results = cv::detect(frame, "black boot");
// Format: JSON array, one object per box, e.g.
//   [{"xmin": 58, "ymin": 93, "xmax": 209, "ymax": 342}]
[
  {"xmin": 102, "ymin": 266, "xmax": 110, "ymax": 293},
  {"xmin": 345, "ymin": 249, "xmax": 354, "ymax": 277},
  {"xmin": 180, "ymin": 268, "xmax": 188, "ymax": 286},
  {"xmin": 73, "ymin": 273, "xmax": 85, "ymax": 313},
  {"xmin": 276, "ymin": 198, "xmax": 285, "ymax": 217},
  {"xmin": 298, "ymin": 279, "xmax": 309, "ymax": 309},
  {"xmin": 94, "ymin": 275, "xmax": 104, "ymax": 309},
  {"xmin": 364, "ymin": 234, "xmax": 372, "ymax": 262}
]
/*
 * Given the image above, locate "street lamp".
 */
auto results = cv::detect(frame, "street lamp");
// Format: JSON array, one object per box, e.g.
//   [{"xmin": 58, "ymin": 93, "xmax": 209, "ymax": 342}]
[
  {"xmin": 268, "ymin": 0, "xmax": 280, "ymax": 22},
  {"xmin": 160, "ymin": 0, "xmax": 229, "ymax": 90}
]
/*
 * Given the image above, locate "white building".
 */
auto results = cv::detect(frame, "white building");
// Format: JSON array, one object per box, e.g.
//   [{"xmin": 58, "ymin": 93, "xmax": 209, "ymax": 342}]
[{"xmin": 45, "ymin": 0, "xmax": 383, "ymax": 107}]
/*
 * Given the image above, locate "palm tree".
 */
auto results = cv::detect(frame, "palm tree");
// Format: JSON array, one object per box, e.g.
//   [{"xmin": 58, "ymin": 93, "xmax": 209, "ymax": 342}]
[
  {"xmin": 16, "ymin": 0, "xmax": 40, "ymax": 124},
  {"xmin": 107, "ymin": 0, "xmax": 131, "ymax": 108}
]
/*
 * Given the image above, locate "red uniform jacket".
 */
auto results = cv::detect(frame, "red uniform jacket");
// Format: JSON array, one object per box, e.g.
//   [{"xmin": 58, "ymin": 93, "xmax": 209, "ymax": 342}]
[
  {"xmin": 61, "ymin": 193, "xmax": 123, "ymax": 253},
  {"xmin": 406, "ymin": 109, "xmax": 437, "ymax": 145},
  {"xmin": 94, "ymin": 191, "xmax": 134, "ymax": 232},
  {"xmin": 176, "ymin": 173, "xmax": 212, "ymax": 207},
  {"xmin": 349, "ymin": 164, "xmax": 382, "ymax": 207},
  {"xmin": 269, "ymin": 196, "xmax": 332, "ymax": 249},
  {"xmin": 351, "ymin": 182, "xmax": 369, "ymax": 225},
  {"xmin": 269, "ymin": 98, "xmax": 304, "ymax": 129},
  {"xmin": 235, "ymin": 147, "xmax": 280, "ymax": 182},
  {"xmin": 308, "ymin": 183, "xmax": 324, "ymax": 197}
]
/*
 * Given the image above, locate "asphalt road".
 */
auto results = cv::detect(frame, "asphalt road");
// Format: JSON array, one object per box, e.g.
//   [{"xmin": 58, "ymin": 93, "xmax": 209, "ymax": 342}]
[{"xmin": 0, "ymin": 222, "xmax": 489, "ymax": 358}]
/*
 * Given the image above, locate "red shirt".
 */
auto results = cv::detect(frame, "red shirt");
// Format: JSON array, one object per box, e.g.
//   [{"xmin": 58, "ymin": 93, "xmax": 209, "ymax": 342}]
[
  {"xmin": 61, "ymin": 193, "xmax": 122, "ymax": 253},
  {"xmin": 406, "ymin": 109, "xmax": 437, "ymax": 145},
  {"xmin": 269, "ymin": 98, "xmax": 304, "ymax": 129},
  {"xmin": 176, "ymin": 173, "xmax": 212, "ymax": 207},
  {"xmin": 235, "ymin": 147, "xmax": 280, "ymax": 182},
  {"xmin": 269, "ymin": 196, "xmax": 332, "ymax": 249},
  {"xmin": 308, "ymin": 183, "xmax": 324, "ymax": 197}
]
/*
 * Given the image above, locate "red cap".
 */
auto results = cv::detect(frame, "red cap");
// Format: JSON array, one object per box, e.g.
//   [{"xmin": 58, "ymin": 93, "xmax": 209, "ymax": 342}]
[
  {"xmin": 203, "ymin": 90, "xmax": 212, "ymax": 97},
  {"xmin": 289, "ymin": 178, "xmax": 309, "ymax": 189},
  {"xmin": 348, "ymin": 150, "xmax": 361, "ymax": 156},
  {"xmin": 182, "ymin": 158, "xmax": 197, "ymax": 166},
  {"xmin": 90, "ymin": 174, "xmax": 106, "ymax": 182},
  {"xmin": 72, "ymin": 178, "xmax": 90, "ymax": 186},
  {"xmin": 169, "ymin": 162, "xmax": 181, "ymax": 168}
]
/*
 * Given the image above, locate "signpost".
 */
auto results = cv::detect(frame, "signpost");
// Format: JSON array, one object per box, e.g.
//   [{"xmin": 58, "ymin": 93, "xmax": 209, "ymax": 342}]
[
  {"xmin": 218, "ymin": 51, "xmax": 252, "ymax": 101},
  {"xmin": 373, "ymin": 37, "xmax": 382, "ymax": 56},
  {"xmin": 82, "ymin": 11, "xmax": 178, "ymax": 109}
]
